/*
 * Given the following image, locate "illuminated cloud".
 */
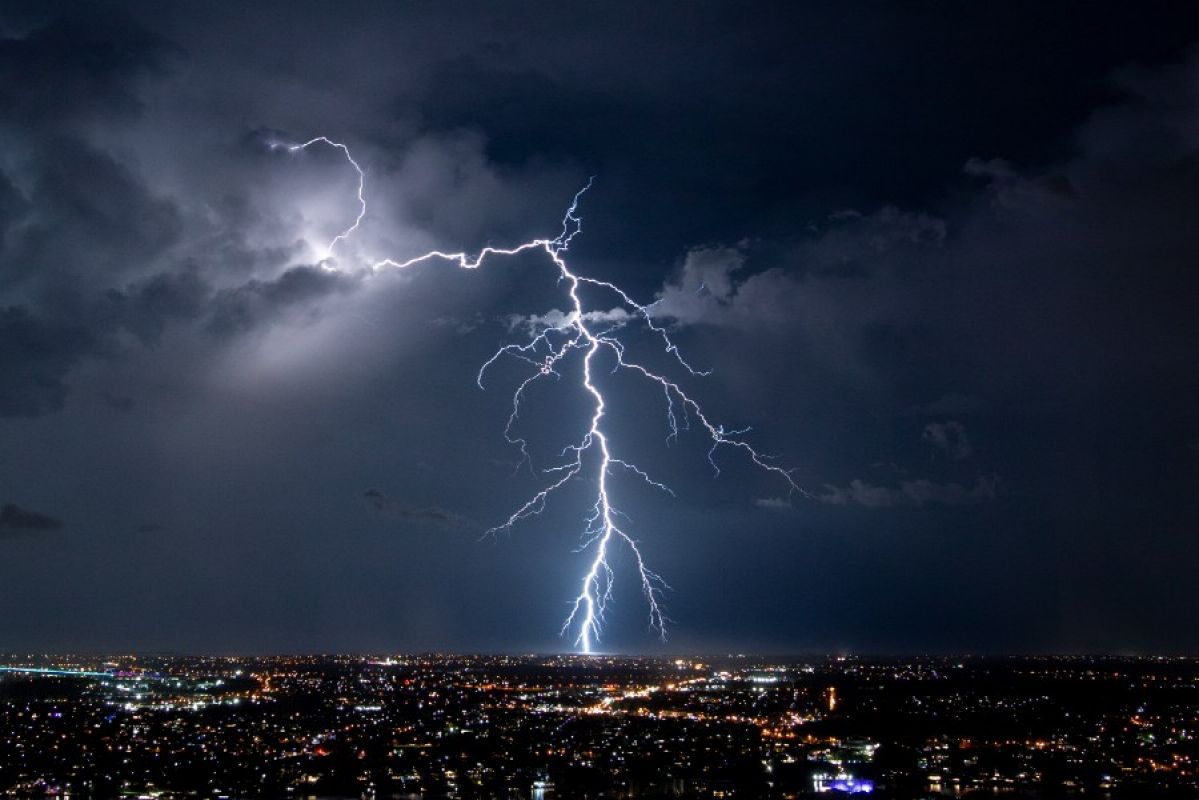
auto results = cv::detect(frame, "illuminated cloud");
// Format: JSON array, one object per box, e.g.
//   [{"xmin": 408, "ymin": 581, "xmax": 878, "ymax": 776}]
[{"xmin": 506, "ymin": 307, "xmax": 633, "ymax": 335}]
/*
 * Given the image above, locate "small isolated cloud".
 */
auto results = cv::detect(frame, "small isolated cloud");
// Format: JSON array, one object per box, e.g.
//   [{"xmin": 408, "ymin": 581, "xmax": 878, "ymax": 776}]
[
  {"xmin": 0, "ymin": 503, "xmax": 63, "ymax": 535},
  {"xmin": 922, "ymin": 420, "xmax": 972, "ymax": 460},
  {"xmin": 819, "ymin": 476, "xmax": 997, "ymax": 508},
  {"xmin": 754, "ymin": 496, "xmax": 792, "ymax": 511},
  {"xmin": 363, "ymin": 488, "xmax": 468, "ymax": 529}
]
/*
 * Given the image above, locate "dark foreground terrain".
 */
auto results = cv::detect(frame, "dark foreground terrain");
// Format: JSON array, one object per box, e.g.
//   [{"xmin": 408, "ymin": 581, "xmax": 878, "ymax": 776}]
[{"xmin": 1, "ymin": 654, "xmax": 1197, "ymax": 798}]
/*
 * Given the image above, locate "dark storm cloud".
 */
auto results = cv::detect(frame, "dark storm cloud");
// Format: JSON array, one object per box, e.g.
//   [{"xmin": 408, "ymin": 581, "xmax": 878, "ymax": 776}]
[
  {"xmin": 0, "ymin": 305, "xmax": 94, "ymax": 417},
  {"xmin": 818, "ymin": 476, "xmax": 998, "ymax": 509},
  {"xmin": 403, "ymin": 3, "xmax": 1199, "ymax": 265},
  {"xmin": 103, "ymin": 267, "xmax": 211, "ymax": 344},
  {"xmin": 0, "ymin": 18, "xmax": 184, "ymax": 296},
  {"xmin": 363, "ymin": 489, "xmax": 468, "ymax": 530},
  {"xmin": 206, "ymin": 266, "xmax": 360, "ymax": 338},
  {"xmin": 648, "ymin": 205, "xmax": 949, "ymax": 352},
  {"xmin": 649, "ymin": 47, "xmax": 1199, "ymax": 403},
  {"xmin": 922, "ymin": 421, "xmax": 972, "ymax": 461},
  {"xmin": 0, "ymin": 502, "xmax": 62, "ymax": 534},
  {"xmin": 0, "ymin": 0, "xmax": 1197, "ymax": 654},
  {"xmin": 0, "ymin": 261, "xmax": 355, "ymax": 416},
  {"xmin": 0, "ymin": 18, "xmax": 193, "ymax": 417},
  {"xmin": 416, "ymin": 56, "xmax": 625, "ymax": 168},
  {"xmin": 0, "ymin": 13, "xmax": 377, "ymax": 418},
  {"xmin": 0, "ymin": 136, "xmax": 184, "ymax": 293},
  {"xmin": 627, "ymin": 48, "xmax": 1199, "ymax": 567},
  {"xmin": 0, "ymin": 16, "xmax": 178, "ymax": 127}
]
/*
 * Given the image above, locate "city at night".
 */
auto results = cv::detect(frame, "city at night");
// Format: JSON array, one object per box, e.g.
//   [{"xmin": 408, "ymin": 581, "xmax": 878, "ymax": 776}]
[
  {"xmin": 2, "ymin": 655, "xmax": 1199, "ymax": 797},
  {"xmin": 3, "ymin": 1, "xmax": 1199, "ymax": 797}
]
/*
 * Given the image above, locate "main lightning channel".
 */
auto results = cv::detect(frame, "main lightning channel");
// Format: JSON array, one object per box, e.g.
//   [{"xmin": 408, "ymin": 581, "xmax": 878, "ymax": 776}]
[{"xmin": 277, "ymin": 136, "xmax": 800, "ymax": 653}]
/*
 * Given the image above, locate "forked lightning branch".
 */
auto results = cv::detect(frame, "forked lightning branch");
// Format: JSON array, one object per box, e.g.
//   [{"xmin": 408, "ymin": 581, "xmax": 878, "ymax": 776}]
[{"xmin": 273, "ymin": 136, "xmax": 799, "ymax": 653}]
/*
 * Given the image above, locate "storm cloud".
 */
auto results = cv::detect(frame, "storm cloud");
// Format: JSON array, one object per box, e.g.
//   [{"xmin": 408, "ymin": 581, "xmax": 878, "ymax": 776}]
[
  {"xmin": 819, "ymin": 477, "xmax": 998, "ymax": 509},
  {"xmin": 0, "ymin": 1, "xmax": 1197, "ymax": 654},
  {"xmin": 364, "ymin": 489, "xmax": 468, "ymax": 530},
  {"xmin": 0, "ymin": 503, "xmax": 62, "ymax": 534}
]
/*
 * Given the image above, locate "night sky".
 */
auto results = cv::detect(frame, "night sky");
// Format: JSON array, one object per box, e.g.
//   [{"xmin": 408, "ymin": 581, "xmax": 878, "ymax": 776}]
[{"xmin": 2, "ymin": 2, "xmax": 1199, "ymax": 655}]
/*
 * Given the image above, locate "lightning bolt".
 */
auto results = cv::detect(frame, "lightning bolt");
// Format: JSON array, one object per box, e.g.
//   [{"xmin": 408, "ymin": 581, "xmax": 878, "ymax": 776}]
[{"xmin": 274, "ymin": 135, "xmax": 800, "ymax": 653}]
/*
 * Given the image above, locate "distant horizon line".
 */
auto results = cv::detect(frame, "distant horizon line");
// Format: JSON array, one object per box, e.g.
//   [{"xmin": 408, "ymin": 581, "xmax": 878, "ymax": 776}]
[{"xmin": 2, "ymin": 650, "xmax": 1196, "ymax": 660}]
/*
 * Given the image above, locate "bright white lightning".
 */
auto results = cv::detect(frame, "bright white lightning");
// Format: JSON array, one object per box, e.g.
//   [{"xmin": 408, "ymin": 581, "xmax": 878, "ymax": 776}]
[
  {"xmin": 276, "ymin": 137, "xmax": 368, "ymax": 261},
  {"xmin": 277, "ymin": 136, "xmax": 800, "ymax": 653}
]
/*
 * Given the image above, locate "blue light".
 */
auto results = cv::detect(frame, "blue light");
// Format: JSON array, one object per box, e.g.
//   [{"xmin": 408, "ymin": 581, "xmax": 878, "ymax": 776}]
[{"xmin": 830, "ymin": 777, "xmax": 874, "ymax": 793}]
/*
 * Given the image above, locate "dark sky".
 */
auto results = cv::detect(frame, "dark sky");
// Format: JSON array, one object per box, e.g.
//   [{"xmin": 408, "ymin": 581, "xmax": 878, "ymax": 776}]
[{"xmin": 2, "ymin": 1, "xmax": 1199, "ymax": 655}]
